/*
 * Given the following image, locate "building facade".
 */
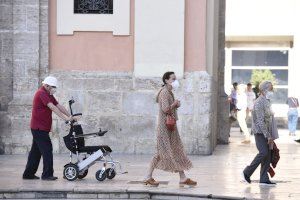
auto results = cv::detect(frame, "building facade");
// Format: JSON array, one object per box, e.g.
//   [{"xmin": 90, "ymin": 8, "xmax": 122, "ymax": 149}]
[
  {"xmin": 225, "ymin": 0, "xmax": 300, "ymax": 120},
  {"xmin": 0, "ymin": 0, "xmax": 228, "ymax": 155}
]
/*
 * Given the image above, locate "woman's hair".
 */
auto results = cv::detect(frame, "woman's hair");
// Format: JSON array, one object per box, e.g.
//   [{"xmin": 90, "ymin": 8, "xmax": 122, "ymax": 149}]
[
  {"xmin": 162, "ymin": 71, "xmax": 175, "ymax": 86},
  {"xmin": 259, "ymin": 81, "xmax": 272, "ymax": 93}
]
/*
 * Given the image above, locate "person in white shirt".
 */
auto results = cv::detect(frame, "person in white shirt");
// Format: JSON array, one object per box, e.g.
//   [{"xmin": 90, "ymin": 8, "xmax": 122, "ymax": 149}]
[
  {"xmin": 236, "ymin": 84, "xmax": 251, "ymax": 143},
  {"xmin": 246, "ymin": 83, "xmax": 256, "ymax": 119}
]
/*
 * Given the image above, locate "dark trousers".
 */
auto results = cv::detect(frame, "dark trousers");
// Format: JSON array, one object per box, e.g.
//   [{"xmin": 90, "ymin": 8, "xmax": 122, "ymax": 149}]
[
  {"xmin": 243, "ymin": 134, "xmax": 271, "ymax": 182},
  {"xmin": 23, "ymin": 129, "xmax": 54, "ymax": 179}
]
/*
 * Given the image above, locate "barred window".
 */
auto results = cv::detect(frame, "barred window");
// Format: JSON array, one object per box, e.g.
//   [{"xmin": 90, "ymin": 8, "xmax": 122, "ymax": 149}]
[{"xmin": 74, "ymin": 0, "xmax": 113, "ymax": 14}]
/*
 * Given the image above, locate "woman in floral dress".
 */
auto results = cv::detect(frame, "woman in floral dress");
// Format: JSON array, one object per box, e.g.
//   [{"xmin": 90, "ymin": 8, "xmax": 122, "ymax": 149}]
[{"xmin": 143, "ymin": 72, "xmax": 197, "ymax": 187}]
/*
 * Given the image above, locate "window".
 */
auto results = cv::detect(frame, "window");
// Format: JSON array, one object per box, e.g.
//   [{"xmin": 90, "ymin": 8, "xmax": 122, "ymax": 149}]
[
  {"xmin": 232, "ymin": 50, "xmax": 288, "ymax": 66},
  {"xmin": 74, "ymin": 0, "xmax": 113, "ymax": 14},
  {"xmin": 230, "ymin": 50, "xmax": 289, "ymax": 104}
]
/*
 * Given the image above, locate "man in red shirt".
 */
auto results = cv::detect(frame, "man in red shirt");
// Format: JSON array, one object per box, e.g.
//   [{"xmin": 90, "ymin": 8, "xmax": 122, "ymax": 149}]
[{"xmin": 23, "ymin": 76, "xmax": 75, "ymax": 181}]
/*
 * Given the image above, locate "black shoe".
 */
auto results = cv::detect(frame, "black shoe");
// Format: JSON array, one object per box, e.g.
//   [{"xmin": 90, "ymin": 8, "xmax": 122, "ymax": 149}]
[
  {"xmin": 242, "ymin": 172, "xmax": 251, "ymax": 184},
  {"xmin": 295, "ymin": 139, "xmax": 300, "ymax": 143},
  {"xmin": 42, "ymin": 176, "xmax": 58, "ymax": 181},
  {"xmin": 23, "ymin": 175, "xmax": 40, "ymax": 180},
  {"xmin": 259, "ymin": 181, "xmax": 276, "ymax": 186}
]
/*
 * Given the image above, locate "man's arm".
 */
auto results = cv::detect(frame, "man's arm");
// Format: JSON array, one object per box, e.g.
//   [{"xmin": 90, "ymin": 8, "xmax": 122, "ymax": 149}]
[
  {"xmin": 56, "ymin": 104, "xmax": 71, "ymax": 117},
  {"xmin": 47, "ymin": 103, "xmax": 70, "ymax": 121}
]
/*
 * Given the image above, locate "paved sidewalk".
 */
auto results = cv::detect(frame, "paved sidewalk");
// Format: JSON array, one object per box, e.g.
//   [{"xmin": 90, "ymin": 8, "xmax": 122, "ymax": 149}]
[{"xmin": 0, "ymin": 128, "xmax": 300, "ymax": 200}]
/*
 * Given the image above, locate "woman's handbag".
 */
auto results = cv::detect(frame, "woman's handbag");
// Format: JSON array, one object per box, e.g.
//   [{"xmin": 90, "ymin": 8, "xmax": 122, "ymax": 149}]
[{"xmin": 166, "ymin": 114, "xmax": 176, "ymax": 131}]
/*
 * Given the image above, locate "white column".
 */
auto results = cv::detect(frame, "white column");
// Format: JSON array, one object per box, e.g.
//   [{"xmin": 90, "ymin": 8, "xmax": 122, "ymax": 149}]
[{"xmin": 134, "ymin": 0, "xmax": 185, "ymax": 78}]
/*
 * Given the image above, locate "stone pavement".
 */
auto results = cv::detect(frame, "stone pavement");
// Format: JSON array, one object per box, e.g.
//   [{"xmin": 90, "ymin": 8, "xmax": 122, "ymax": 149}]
[{"xmin": 0, "ymin": 128, "xmax": 300, "ymax": 200}]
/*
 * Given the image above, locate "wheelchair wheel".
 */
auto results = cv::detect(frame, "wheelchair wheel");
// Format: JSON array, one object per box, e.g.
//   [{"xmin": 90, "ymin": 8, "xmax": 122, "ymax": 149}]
[
  {"xmin": 78, "ymin": 169, "xmax": 88, "ymax": 179},
  {"xmin": 95, "ymin": 169, "xmax": 106, "ymax": 181},
  {"xmin": 63, "ymin": 163, "xmax": 79, "ymax": 181},
  {"xmin": 106, "ymin": 168, "xmax": 116, "ymax": 179}
]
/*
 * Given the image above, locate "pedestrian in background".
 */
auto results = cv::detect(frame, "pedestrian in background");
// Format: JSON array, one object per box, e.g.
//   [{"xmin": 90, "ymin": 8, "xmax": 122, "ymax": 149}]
[
  {"xmin": 236, "ymin": 84, "xmax": 251, "ymax": 144},
  {"xmin": 286, "ymin": 96, "xmax": 299, "ymax": 136},
  {"xmin": 246, "ymin": 83, "xmax": 256, "ymax": 119}
]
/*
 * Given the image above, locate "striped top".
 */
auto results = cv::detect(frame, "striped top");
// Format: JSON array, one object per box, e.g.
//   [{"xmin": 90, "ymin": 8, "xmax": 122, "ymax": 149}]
[{"xmin": 286, "ymin": 97, "xmax": 299, "ymax": 108}]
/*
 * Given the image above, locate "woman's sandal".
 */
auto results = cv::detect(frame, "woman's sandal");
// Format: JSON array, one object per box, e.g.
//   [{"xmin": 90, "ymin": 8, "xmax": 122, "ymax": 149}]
[
  {"xmin": 143, "ymin": 178, "xmax": 159, "ymax": 187},
  {"xmin": 179, "ymin": 178, "xmax": 197, "ymax": 187}
]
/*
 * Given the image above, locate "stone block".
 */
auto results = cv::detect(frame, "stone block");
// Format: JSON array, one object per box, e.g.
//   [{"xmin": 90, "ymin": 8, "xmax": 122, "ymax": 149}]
[
  {"xmin": 180, "ymin": 76, "xmax": 194, "ymax": 93},
  {"xmin": 12, "ymin": 77, "xmax": 39, "ymax": 93},
  {"xmin": 115, "ymin": 78, "xmax": 133, "ymax": 91},
  {"xmin": 11, "ymin": 145, "xmax": 28, "ymax": 154},
  {"xmin": 195, "ymin": 113, "xmax": 211, "ymax": 136},
  {"xmin": 1, "ymin": 39, "xmax": 13, "ymax": 61},
  {"xmin": 12, "ymin": 51, "xmax": 37, "ymax": 61},
  {"xmin": 12, "ymin": 59, "xmax": 26, "ymax": 77},
  {"xmin": 97, "ymin": 115, "xmax": 121, "ymax": 134},
  {"xmin": 86, "ymin": 91, "xmax": 122, "ymax": 115},
  {"xmin": 179, "ymin": 116, "xmax": 194, "ymax": 140},
  {"xmin": 84, "ymin": 78, "xmax": 115, "ymax": 91},
  {"xmin": 36, "ymin": 192, "xmax": 66, "ymax": 199},
  {"xmin": 132, "ymin": 138, "xmax": 156, "ymax": 154},
  {"xmin": 178, "ymin": 196, "xmax": 208, "ymax": 200},
  {"xmin": 129, "ymin": 193, "xmax": 150, "ymax": 199},
  {"xmin": 97, "ymin": 193, "xmax": 110, "ymax": 198},
  {"xmin": 0, "ymin": 59, "xmax": 13, "ymax": 78},
  {"xmin": 0, "ymin": 77, "xmax": 13, "ymax": 108},
  {"xmin": 10, "ymin": 93, "xmax": 36, "ymax": 106},
  {"xmin": 13, "ymin": 14, "xmax": 26, "ymax": 31},
  {"xmin": 49, "ymin": 130, "xmax": 60, "ymax": 153},
  {"xmin": 13, "ymin": 0, "xmax": 39, "ymax": 6},
  {"xmin": 109, "ymin": 193, "xmax": 129, "ymax": 199},
  {"xmin": 122, "ymin": 92, "xmax": 158, "ymax": 116},
  {"xmin": 13, "ymin": 32, "xmax": 39, "ymax": 55},
  {"xmin": 194, "ymin": 72, "xmax": 213, "ymax": 93},
  {"xmin": 0, "ymin": 5, "xmax": 13, "ymax": 30},
  {"xmin": 11, "ymin": 130, "xmax": 32, "ymax": 145},
  {"xmin": 13, "ymin": 5, "xmax": 26, "ymax": 15},
  {"xmin": 118, "ymin": 116, "xmax": 156, "ymax": 153},
  {"xmin": 0, "ymin": 0, "xmax": 12, "ymax": 6},
  {"xmin": 8, "ymin": 104, "xmax": 32, "ymax": 117},
  {"xmin": 62, "ymin": 78, "xmax": 85, "ymax": 90},
  {"xmin": 26, "ymin": 6, "xmax": 39, "ymax": 31},
  {"xmin": 62, "ymin": 77, "xmax": 114, "ymax": 91},
  {"xmin": 152, "ymin": 194, "xmax": 179, "ymax": 200},
  {"xmin": 67, "ymin": 193, "xmax": 98, "ymax": 199},
  {"xmin": 3, "ymin": 192, "xmax": 35, "ymax": 199},
  {"xmin": 40, "ymin": 5, "xmax": 48, "ymax": 23},
  {"xmin": 0, "ymin": 111, "xmax": 11, "ymax": 136},
  {"xmin": 134, "ymin": 77, "xmax": 162, "ymax": 90},
  {"xmin": 26, "ymin": 59, "xmax": 39, "ymax": 77},
  {"xmin": 175, "ymin": 92, "xmax": 194, "ymax": 115},
  {"xmin": 196, "ymin": 93, "xmax": 212, "ymax": 115}
]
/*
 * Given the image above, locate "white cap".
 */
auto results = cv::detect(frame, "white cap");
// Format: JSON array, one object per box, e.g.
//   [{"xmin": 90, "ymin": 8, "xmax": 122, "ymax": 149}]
[{"xmin": 42, "ymin": 76, "xmax": 58, "ymax": 87}]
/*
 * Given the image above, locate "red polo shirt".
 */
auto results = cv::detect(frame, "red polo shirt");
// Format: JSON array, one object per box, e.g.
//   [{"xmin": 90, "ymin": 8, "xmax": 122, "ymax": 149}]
[{"xmin": 30, "ymin": 86, "xmax": 58, "ymax": 132}]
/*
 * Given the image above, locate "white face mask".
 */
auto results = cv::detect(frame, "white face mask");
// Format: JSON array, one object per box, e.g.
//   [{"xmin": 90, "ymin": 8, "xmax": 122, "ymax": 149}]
[
  {"xmin": 266, "ymin": 91, "xmax": 274, "ymax": 100},
  {"xmin": 171, "ymin": 80, "xmax": 180, "ymax": 90},
  {"xmin": 50, "ymin": 88, "xmax": 57, "ymax": 95}
]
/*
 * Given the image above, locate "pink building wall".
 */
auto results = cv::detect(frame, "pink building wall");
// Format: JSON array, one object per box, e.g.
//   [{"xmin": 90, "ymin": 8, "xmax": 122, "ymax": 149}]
[
  {"xmin": 184, "ymin": 0, "xmax": 206, "ymax": 72},
  {"xmin": 49, "ymin": 0, "xmax": 206, "ymax": 72},
  {"xmin": 49, "ymin": 0, "xmax": 135, "ymax": 72}
]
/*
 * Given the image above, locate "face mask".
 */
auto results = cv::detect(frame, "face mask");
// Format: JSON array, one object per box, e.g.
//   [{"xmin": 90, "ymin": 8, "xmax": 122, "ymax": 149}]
[
  {"xmin": 171, "ymin": 80, "xmax": 180, "ymax": 90},
  {"xmin": 266, "ymin": 91, "xmax": 274, "ymax": 100},
  {"xmin": 50, "ymin": 88, "xmax": 57, "ymax": 95}
]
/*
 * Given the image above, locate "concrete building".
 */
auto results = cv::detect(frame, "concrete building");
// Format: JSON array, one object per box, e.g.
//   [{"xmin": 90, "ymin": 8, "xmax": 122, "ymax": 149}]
[
  {"xmin": 0, "ymin": 0, "xmax": 228, "ymax": 155},
  {"xmin": 225, "ymin": 0, "xmax": 300, "ymax": 120}
]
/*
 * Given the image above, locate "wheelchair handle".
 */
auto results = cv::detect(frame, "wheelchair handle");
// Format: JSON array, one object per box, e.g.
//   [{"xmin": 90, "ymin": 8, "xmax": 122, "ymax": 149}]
[{"xmin": 72, "ymin": 113, "xmax": 82, "ymax": 117}]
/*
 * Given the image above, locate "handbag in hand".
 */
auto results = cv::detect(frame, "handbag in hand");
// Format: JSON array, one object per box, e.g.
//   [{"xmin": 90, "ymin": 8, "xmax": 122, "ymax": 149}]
[{"xmin": 166, "ymin": 114, "xmax": 176, "ymax": 131}]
